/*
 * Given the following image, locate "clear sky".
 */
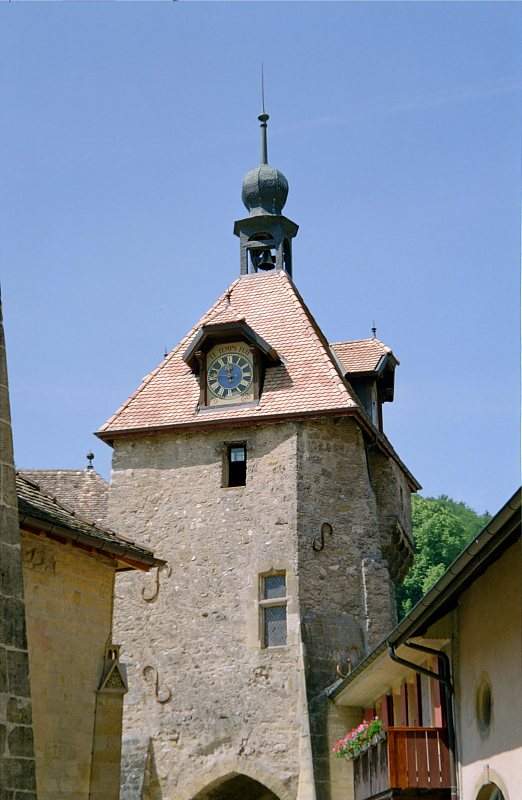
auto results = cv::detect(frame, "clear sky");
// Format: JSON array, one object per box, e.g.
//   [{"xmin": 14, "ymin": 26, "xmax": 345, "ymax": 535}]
[{"xmin": 1, "ymin": 3, "xmax": 520, "ymax": 514}]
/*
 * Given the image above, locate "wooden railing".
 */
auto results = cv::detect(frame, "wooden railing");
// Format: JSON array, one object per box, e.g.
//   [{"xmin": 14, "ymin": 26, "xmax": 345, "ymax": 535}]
[{"xmin": 353, "ymin": 727, "xmax": 451, "ymax": 800}]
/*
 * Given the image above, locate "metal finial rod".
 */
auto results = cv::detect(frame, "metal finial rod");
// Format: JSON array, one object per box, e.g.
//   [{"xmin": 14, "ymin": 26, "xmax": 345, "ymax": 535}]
[
  {"xmin": 258, "ymin": 64, "xmax": 269, "ymax": 165},
  {"xmin": 86, "ymin": 451, "xmax": 95, "ymax": 470},
  {"xmin": 371, "ymin": 321, "xmax": 377, "ymax": 339}
]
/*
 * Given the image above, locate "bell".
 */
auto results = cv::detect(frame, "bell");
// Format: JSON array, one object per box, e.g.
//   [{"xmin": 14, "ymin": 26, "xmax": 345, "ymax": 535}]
[{"xmin": 258, "ymin": 249, "xmax": 276, "ymax": 271}]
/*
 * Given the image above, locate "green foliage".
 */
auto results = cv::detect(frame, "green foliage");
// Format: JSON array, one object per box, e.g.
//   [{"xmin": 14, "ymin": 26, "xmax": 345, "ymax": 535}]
[{"xmin": 397, "ymin": 495, "xmax": 490, "ymax": 619}]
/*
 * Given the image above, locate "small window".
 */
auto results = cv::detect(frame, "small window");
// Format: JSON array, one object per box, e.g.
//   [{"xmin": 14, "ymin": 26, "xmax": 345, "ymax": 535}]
[
  {"xmin": 224, "ymin": 443, "xmax": 246, "ymax": 487},
  {"xmin": 260, "ymin": 573, "xmax": 287, "ymax": 648}
]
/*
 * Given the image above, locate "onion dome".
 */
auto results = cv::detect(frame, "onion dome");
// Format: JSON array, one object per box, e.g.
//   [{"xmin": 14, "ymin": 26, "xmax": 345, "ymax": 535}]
[
  {"xmin": 242, "ymin": 163, "xmax": 289, "ymax": 216},
  {"xmin": 241, "ymin": 112, "xmax": 289, "ymax": 216}
]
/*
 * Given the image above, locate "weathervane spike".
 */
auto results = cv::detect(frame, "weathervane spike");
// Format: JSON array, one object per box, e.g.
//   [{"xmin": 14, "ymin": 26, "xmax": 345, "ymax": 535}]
[{"xmin": 258, "ymin": 65, "xmax": 269, "ymax": 165}]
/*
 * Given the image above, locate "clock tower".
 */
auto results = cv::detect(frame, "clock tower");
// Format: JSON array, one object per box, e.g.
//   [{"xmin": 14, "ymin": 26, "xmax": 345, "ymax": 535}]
[{"xmin": 98, "ymin": 111, "xmax": 418, "ymax": 800}]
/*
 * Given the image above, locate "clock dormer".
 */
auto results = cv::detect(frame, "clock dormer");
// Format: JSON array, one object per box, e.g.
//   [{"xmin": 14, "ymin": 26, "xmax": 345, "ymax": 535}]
[{"xmin": 183, "ymin": 320, "xmax": 279, "ymax": 410}]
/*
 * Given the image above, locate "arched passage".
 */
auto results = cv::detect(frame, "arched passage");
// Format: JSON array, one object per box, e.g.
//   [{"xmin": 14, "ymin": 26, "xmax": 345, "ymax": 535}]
[
  {"xmin": 193, "ymin": 773, "xmax": 280, "ymax": 800},
  {"xmin": 476, "ymin": 783, "xmax": 506, "ymax": 800}
]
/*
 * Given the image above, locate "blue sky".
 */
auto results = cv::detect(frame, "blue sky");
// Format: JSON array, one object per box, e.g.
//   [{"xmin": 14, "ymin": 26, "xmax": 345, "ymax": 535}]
[{"xmin": 1, "ymin": 3, "xmax": 520, "ymax": 514}]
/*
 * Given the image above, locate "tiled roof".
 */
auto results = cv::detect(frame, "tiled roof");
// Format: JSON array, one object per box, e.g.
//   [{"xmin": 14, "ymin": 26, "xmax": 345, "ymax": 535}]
[
  {"xmin": 97, "ymin": 272, "xmax": 420, "ymax": 490},
  {"xmin": 98, "ymin": 271, "xmax": 358, "ymax": 435},
  {"xmin": 16, "ymin": 474, "xmax": 158, "ymax": 568},
  {"xmin": 20, "ymin": 469, "xmax": 108, "ymax": 526},
  {"xmin": 331, "ymin": 338, "xmax": 398, "ymax": 375}
]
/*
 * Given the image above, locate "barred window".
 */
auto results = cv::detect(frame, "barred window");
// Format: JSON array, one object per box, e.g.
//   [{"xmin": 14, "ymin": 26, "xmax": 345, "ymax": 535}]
[{"xmin": 260, "ymin": 573, "xmax": 287, "ymax": 648}]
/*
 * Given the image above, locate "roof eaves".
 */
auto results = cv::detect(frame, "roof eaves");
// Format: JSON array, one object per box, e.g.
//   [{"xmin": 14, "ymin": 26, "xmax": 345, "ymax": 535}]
[{"xmin": 19, "ymin": 501, "xmax": 163, "ymax": 569}]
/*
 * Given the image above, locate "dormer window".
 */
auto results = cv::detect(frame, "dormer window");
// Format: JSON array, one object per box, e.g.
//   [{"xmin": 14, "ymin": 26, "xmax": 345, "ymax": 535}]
[
  {"xmin": 182, "ymin": 320, "xmax": 279, "ymax": 411},
  {"xmin": 330, "ymin": 338, "xmax": 399, "ymax": 433}
]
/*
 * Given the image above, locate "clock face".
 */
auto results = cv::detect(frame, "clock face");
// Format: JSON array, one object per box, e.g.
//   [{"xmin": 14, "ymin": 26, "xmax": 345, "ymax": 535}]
[{"xmin": 207, "ymin": 342, "xmax": 253, "ymax": 404}]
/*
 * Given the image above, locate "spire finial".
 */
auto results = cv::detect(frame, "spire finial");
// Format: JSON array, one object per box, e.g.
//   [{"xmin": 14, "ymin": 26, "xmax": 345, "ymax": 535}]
[
  {"xmin": 261, "ymin": 63, "xmax": 266, "ymax": 115},
  {"xmin": 258, "ymin": 64, "xmax": 269, "ymax": 165},
  {"xmin": 86, "ymin": 451, "xmax": 95, "ymax": 471},
  {"xmin": 371, "ymin": 321, "xmax": 377, "ymax": 339}
]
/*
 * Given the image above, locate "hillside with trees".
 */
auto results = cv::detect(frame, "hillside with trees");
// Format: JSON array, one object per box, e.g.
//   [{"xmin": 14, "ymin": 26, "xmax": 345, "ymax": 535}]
[{"xmin": 397, "ymin": 495, "xmax": 491, "ymax": 619}]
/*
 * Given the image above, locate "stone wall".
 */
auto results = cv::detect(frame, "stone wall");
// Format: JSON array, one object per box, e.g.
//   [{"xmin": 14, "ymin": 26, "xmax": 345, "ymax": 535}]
[
  {"xmin": 0, "ymin": 300, "xmax": 37, "ymax": 798},
  {"xmin": 21, "ymin": 531, "xmax": 117, "ymax": 800},
  {"xmin": 110, "ymin": 423, "xmax": 306, "ymax": 800},
  {"xmin": 296, "ymin": 418, "xmax": 397, "ymax": 799},
  {"xmin": 109, "ymin": 416, "xmax": 408, "ymax": 800}
]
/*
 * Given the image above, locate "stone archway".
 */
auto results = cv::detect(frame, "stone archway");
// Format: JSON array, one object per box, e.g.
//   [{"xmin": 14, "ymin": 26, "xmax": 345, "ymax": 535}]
[
  {"xmin": 180, "ymin": 759, "xmax": 294, "ymax": 800},
  {"xmin": 476, "ymin": 783, "xmax": 506, "ymax": 800},
  {"xmin": 192, "ymin": 773, "xmax": 280, "ymax": 800}
]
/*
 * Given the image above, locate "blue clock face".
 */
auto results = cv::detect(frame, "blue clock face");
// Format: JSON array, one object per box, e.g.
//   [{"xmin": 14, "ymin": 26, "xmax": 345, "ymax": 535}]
[{"xmin": 207, "ymin": 353, "xmax": 253, "ymax": 400}]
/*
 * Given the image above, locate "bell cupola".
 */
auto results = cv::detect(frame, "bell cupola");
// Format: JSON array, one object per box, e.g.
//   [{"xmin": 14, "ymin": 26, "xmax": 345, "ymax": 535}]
[{"xmin": 234, "ymin": 111, "xmax": 298, "ymax": 277}]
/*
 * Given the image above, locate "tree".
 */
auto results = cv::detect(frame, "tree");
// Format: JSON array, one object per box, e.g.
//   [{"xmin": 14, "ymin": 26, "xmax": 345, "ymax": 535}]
[{"xmin": 396, "ymin": 495, "xmax": 490, "ymax": 619}]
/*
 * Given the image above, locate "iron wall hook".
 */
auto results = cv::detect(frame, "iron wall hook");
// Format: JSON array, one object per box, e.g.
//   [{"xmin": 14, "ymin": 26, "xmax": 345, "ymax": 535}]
[{"xmin": 312, "ymin": 522, "xmax": 333, "ymax": 552}]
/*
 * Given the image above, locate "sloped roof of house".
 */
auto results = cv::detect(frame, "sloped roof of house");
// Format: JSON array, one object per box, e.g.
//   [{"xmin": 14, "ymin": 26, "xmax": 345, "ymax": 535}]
[
  {"xmin": 331, "ymin": 338, "xmax": 398, "ymax": 375},
  {"xmin": 97, "ymin": 271, "xmax": 419, "ymax": 490},
  {"xmin": 17, "ymin": 473, "xmax": 160, "ymax": 570},
  {"xmin": 21, "ymin": 468, "xmax": 108, "ymax": 526}
]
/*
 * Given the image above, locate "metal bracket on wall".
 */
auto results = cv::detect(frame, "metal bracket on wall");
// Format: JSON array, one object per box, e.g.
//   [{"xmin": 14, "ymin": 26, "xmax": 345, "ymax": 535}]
[
  {"xmin": 142, "ymin": 665, "xmax": 172, "ymax": 704},
  {"xmin": 312, "ymin": 522, "xmax": 333, "ymax": 552},
  {"xmin": 142, "ymin": 563, "xmax": 172, "ymax": 602},
  {"xmin": 336, "ymin": 656, "xmax": 352, "ymax": 679}
]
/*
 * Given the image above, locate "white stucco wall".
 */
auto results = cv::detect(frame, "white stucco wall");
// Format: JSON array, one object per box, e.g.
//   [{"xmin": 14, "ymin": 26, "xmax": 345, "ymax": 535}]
[{"xmin": 456, "ymin": 538, "xmax": 522, "ymax": 800}]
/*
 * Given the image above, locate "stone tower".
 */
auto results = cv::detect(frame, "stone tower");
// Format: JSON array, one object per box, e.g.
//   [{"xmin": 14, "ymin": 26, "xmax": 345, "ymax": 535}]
[
  {"xmin": 0, "ymin": 292, "xmax": 37, "ymax": 796},
  {"xmin": 98, "ymin": 114, "xmax": 418, "ymax": 800}
]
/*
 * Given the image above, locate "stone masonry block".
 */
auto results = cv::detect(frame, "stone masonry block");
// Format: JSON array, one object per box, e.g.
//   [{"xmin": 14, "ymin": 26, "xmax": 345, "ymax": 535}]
[
  {"xmin": 6, "ymin": 698, "xmax": 32, "ymax": 726},
  {"xmin": 7, "ymin": 727, "xmax": 34, "ymax": 758},
  {"xmin": 1, "ymin": 756, "xmax": 36, "ymax": 791},
  {"xmin": 0, "ymin": 648, "xmax": 7, "ymax": 693},
  {"xmin": 0, "ymin": 423, "xmax": 15, "ymax": 481},
  {"xmin": 0, "ymin": 506, "xmax": 19, "ymax": 547},
  {"xmin": 0, "ymin": 602, "xmax": 27, "ymax": 652},
  {"xmin": 0, "ymin": 543, "xmax": 24, "ymax": 599},
  {"xmin": 7, "ymin": 652, "xmax": 30, "ymax": 699}
]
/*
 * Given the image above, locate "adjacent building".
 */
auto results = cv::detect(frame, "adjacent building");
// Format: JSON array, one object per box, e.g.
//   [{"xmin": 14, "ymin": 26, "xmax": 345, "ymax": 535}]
[
  {"xmin": 327, "ymin": 488, "xmax": 521, "ymax": 800},
  {"xmin": 1, "ymin": 290, "xmax": 161, "ymax": 800},
  {"xmin": 17, "ymin": 471, "xmax": 161, "ymax": 800}
]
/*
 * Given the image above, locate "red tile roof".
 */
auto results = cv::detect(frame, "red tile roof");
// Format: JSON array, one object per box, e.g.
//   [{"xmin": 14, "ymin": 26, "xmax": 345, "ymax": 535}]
[
  {"xmin": 97, "ymin": 272, "xmax": 419, "ymax": 490},
  {"xmin": 98, "ymin": 271, "xmax": 358, "ymax": 435},
  {"xmin": 331, "ymin": 338, "xmax": 398, "ymax": 375}
]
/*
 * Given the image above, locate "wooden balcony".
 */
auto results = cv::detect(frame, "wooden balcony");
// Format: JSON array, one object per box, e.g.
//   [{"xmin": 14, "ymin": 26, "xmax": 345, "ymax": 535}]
[{"xmin": 353, "ymin": 727, "xmax": 451, "ymax": 800}]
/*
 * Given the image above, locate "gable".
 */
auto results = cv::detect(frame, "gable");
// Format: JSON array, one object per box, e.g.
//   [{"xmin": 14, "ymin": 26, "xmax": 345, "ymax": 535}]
[
  {"xmin": 97, "ymin": 271, "xmax": 358, "ymax": 436},
  {"xmin": 331, "ymin": 338, "xmax": 398, "ymax": 376}
]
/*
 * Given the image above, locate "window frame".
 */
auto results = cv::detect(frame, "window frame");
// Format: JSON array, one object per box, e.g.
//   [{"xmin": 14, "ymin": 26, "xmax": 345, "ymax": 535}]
[
  {"xmin": 222, "ymin": 441, "xmax": 247, "ymax": 488},
  {"xmin": 259, "ymin": 571, "xmax": 288, "ymax": 649}
]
